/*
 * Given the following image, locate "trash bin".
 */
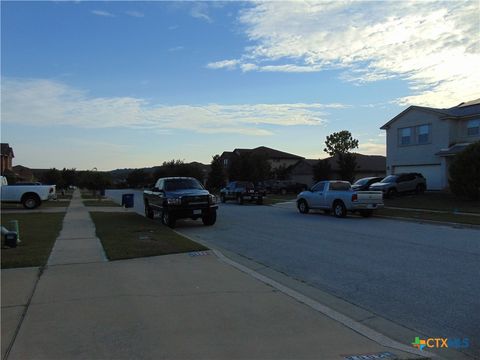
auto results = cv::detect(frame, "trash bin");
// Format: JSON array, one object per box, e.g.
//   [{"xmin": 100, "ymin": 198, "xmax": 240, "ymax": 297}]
[
  {"xmin": 4, "ymin": 232, "xmax": 18, "ymax": 248},
  {"xmin": 122, "ymin": 193, "xmax": 134, "ymax": 208}
]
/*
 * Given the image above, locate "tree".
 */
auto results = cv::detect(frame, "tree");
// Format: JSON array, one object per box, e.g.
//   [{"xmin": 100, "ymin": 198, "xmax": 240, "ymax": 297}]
[
  {"xmin": 61, "ymin": 168, "xmax": 78, "ymax": 187},
  {"xmin": 206, "ymin": 155, "xmax": 226, "ymax": 192},
  {"xmin": 449, "ymin": 141, "xmax": 480, "ymax": 200},
  {"xmin": 226, "ymin": 152, "xmax": 271, "ymax": 183},
  {"xmin": 272, "ymin": 164, "xmax": 291, "ymax": 180},
  {"xmin": 324, "ymin": 130, "xmax": 359, "ymax": 155},
  {"xmin": 324, "ymin": 130, "xmax": 359, "ymax": 183},
  {"xmin": 42, "ymin": 168, "xmax": 62, "ymax": 186},
  {"xmin": 126, "ymin": 169, "xmax": 149, "ymax": 188},
  {"xmin": 153, "ymin": 160, "xmax": 204, "ymax": 182},
  {"xmin": 313, "ymin": 159, "xmax": 331, "ymax": 182}
]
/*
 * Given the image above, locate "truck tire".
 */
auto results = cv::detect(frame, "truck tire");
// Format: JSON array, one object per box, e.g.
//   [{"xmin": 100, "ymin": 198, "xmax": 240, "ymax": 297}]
[
  {"xmin": 162, "ymin": 210, "xmax": 176, "ymax": 228},
  {"xmin": 297, "ymin": 199, "xmax": 309, "ymax": 214},
  {"xmin": 144, "ymin": 202, "xmax": 154, "ymax": 219},
  {"xmin": 333, "ymin": 200, "xmax": 347, "ymax": 218},
  {"xmin": 237, "ymin": 195, "xmax": 244, "ymax": 205},
  {"xmin": 202, "ymin": 210, "xmax": 217, "ymax": 226},
  {"xmin": 220, "ymin": 194, "xmax": 226, "ymax": 203},
  {"xmin": 22, "ymin": 193, "xmax": 41, "ymax": 209}
]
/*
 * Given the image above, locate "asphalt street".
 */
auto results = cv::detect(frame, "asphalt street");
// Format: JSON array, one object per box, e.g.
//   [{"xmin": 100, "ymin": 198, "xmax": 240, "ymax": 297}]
[{"xmin": 106, "ymin": 190, "xmax": 480, "ymax": 357}]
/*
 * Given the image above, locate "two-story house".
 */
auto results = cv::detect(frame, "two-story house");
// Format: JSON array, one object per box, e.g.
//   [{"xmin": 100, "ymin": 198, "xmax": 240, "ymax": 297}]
[
  {"xmin": 380, "ymin": 98, "xmax": 480, "ymax": 190},
  {"xmin": 219, "ymin": 146, "xmax": 304, "ymax": 171}
]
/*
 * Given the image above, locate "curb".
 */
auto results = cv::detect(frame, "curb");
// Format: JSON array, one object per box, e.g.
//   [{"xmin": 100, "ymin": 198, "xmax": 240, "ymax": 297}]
[{"xmin": 375, "ymin": 215, "xmax": 480, "ymax": 230}]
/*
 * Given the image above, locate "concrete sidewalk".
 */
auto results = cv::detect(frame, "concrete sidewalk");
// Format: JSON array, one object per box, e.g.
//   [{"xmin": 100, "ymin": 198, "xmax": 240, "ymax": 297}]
[
  {"xmin": 47, "ymin": 189, "xmax": 107, "ymax": 265},
  {"xmin": 2, "ymin": 191, "xmax": 429, "ymax": 360}
]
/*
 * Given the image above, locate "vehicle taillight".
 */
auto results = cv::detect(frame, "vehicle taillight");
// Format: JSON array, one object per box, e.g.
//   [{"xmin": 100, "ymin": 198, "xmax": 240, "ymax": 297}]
[{"xmin": 351, "ymin": 193, "xmax": 358, "ymax": 202}]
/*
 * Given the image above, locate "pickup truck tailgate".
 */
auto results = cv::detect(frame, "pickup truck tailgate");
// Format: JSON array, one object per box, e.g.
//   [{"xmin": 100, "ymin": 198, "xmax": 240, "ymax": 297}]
[{"xmin": 356, "ymin": 191, "xmax": 383, "ymax": 204}]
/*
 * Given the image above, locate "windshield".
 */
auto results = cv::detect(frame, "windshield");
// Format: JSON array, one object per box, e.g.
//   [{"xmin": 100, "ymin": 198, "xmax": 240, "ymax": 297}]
[
  {"xmin": 164, "ymin": 178, "xmax": 204, "ymax": 191},
  {"xmin": 380, "ymin": 175, "xmax": 397, "ymax": 183},
  {"xmin": 353, "ymin": 179, "xmax": 369, "ymax": 186}
]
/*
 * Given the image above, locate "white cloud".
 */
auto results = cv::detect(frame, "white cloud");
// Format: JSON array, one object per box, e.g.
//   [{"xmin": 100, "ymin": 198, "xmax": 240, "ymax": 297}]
[
  {"xmin": 208, "ymin": 1, "xmax": 480, "ymax": 107},
  {"xmin": 206, "ymin": 59, "xmax": 240, "ymax": 70},
  {"xmin": 190, "ymin": 3, "xmax": 212, "ymax": 23},
  {"xmin": 125, "ymin": 11, "xmax": 144, "ymax": 18},
  {"xmin": 357, "ymin": 142, "xmax": 386, "ymax": 156},
  {"xmin": 91, "ymin": 10, "xmax": 115, "ymax": 17},
  {"xmin": 1, "ymin": 78, "xmax": 345, "ymax": 136},
  {"xmin": 168, "ymin": 46, "xmax": 184, "ymax": 52}
]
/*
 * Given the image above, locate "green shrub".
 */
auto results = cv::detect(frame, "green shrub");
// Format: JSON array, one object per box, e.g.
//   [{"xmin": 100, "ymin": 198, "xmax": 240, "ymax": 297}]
[{"xmin": 449, "ymin": 141, "xmax": 480, "ymax": 200}]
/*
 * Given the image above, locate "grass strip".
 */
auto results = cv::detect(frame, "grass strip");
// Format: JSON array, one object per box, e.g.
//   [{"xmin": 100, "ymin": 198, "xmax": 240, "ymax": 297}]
[
  {"xmin": 376, "ymin": 208, "xmax": 480, "ymax": 226},
  {"xmin": 90, "ymin": 212, "xmax": 207, "ymax": 260},
  {"xmin": 383, "ymin": 193, "xmax": 479, "ymax": 214},
  {"xmin": 1, "ymin": 213, "xmax": 65, "ymax": 268},
  {"xmin": 83, "ymin": 200, "xmax": 121, "ymax": 207}
]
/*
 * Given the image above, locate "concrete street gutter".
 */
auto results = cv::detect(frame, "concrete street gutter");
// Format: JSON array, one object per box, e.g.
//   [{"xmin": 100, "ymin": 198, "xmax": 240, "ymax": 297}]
[{"xmin": 174, "ymin": 230, "xmax": 438, "ymax": 360}]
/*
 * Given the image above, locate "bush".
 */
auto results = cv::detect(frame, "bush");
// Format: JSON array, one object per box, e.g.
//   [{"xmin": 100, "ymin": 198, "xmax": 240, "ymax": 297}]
[{"xmin": 449, "ymin": 141, "xmax": 480, "ymax": 200}]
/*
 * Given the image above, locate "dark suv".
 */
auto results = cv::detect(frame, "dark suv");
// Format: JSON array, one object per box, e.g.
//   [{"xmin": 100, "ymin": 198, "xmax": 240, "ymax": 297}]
[
  {"xmin": 143, "ymin": 177, "xmax": 217, "ymax": 228},
  {"xmin": 369, "ymin": 173, "xmax": 426, "ymax": 197}
]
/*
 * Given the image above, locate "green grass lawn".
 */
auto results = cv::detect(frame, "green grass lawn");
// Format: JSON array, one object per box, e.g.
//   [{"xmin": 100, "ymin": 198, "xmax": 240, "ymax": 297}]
[
  {"xmin": 1, "ymin": 213, "xmax": 65, "ymax": 268},
  {"xmin": 83, "ymin": 199, "xmax": 121, "ymax": 207},
  {"xmin": 1, "ymin": 199, "xmax": 69, "ymax": 210},
  {"xmin": 263, "ymin": 194, "xmax": 297, "ymax": 205},
  {"xmin": 90, "ymin": 212, "xmax": 208, "ymax": 260},
  {"xmin": 384, "ymin": 192, "xmax": 479, "ymax": 213},
  {"xmin": 376, "ymin": 208, "xmax": 480, "ymax": 226}
]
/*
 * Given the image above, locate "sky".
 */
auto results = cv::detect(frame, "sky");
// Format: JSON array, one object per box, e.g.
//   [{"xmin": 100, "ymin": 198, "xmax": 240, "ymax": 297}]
[{"xmin": 1, "ymin": 1, "xmax": 479, "ymax": 171}]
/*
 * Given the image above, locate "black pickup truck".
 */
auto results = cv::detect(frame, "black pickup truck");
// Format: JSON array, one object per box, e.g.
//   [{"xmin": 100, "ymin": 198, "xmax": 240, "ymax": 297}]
[
  {"xmin": 143, "ymin": 177, "xmax": 217, "ymax": 228},
  {"xmin": 219, "ymin": 181, "xmax": 264, "ymax": 205}
]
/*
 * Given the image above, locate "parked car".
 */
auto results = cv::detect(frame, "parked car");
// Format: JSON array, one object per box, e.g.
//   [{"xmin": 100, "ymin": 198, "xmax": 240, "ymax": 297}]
[
  {"xmin": 270, "ymin": 180, "xmax": 308, "ymax": 195},
  {"xmin": 0, "ymin": 176, "xmax": 56, "ymax": 209},
  {"xmin": 143, "ymin": 177, "xmax": 218, "ymax": 228},
  {"xmin": 220, "ymin": 181, "xmax": 264, "ymax": 205},
  {"xmin": 351, "ymin": 177, "xmax": 384, "ymax": 191},
  {"xmin": 369, "ymin": 173, "xmax": 426, "ymax": 197},
  {"xmin": 296, "ymin": 180, "xmax": 384, "ymax": 218}
]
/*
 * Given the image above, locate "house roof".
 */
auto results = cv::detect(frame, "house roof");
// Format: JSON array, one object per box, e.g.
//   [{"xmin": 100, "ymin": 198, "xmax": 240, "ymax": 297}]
[
  {"xmin": 230, "ymin": 146, "xmax": 304, "ymax": 160},
  {"xmin": 1, "ymin": 143, "xmax": 14, "ymax": 157},
  {"xmin": 381, "ymin": 98, "xmax": 480, "ymax": 130}
]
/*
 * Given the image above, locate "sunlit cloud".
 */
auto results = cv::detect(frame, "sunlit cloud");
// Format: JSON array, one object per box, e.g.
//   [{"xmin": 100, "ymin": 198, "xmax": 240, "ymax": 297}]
[
  {"xmin": 207, "ymin": 1, "xmax": 479, "ymax": 107},
  {"xmin": 91, "ymin": 10, "xmax": 115, "ymax": 17},
  {"xmin": 190, "ymin": 2, "xmax": 212, "ymax": 23},
  {"xmin": 1, "ymin": 78, "xmax": 347, "ymax": 136}
]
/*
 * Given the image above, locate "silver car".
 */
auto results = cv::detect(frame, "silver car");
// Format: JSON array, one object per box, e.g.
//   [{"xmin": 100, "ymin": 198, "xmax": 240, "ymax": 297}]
[{"xmin": 369, "ymin": 173, "xmax": 426, "ymax": 197}]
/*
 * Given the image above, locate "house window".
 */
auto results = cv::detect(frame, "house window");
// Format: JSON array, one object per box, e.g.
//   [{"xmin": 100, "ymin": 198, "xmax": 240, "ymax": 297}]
[
  {"xmin": 467, "ymin": 119, "xmax": 479, "ymax": 136},
  {"xmin": 399, "ymin": 127, "xmax": 412, "ymax": 145},
  {"xmin": 417, "ymin": 124, "xmax": 430, "ymax": 144},
  {"xmin": 223, "ymin": 159, "xmax": 229, "ymax": 166}
]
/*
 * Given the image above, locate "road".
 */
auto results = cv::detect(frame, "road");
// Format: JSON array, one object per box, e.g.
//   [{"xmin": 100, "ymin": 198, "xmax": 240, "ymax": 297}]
[{"xmin": 106, "ymin": 190, "xmax": 480, "ymax": 357}]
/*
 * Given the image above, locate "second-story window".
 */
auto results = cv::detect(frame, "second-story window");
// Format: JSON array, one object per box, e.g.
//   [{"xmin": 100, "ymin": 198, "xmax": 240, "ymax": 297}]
[
  {"xmin": 399, "ymin": 127, "xmax": 412, "ymax": 145},
  {"xmin": 467, "ymin": 119, "xmax": 480, "ymax": 136},
  {"xmin": 417, "ymin": 124, "xmax": 430, "ymax": 144}
]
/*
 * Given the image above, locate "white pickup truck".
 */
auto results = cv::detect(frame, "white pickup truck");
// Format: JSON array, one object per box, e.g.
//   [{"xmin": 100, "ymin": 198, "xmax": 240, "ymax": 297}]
[
  {"xmin": 296, "ymin": 180, "xmax": 383, "ymax": 218},
  {"xmin": 1, "ymin": 176, "xmax": 56, "ymax": 209}
]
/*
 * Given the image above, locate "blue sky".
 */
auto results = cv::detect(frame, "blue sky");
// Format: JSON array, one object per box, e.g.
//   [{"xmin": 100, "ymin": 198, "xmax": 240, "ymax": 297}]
[{"xmin": 2, "ymin": 1, "xmax": 478, "ymax": 170}]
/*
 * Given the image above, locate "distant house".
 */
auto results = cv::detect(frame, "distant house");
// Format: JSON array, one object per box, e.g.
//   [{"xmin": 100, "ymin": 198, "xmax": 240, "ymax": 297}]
[
  {"xmin": 219, "ymin": 146, "xmax": 304, "ymax": 172},
  {"xmin": 290, "ymin": 154, "xmax": 386, "ymax": 187},
  {"xmin": 380, "ymin": 98, "xmax": 480, "ymax": 190},
  {"xmin": 1, "ymin": 143, "xmax": 14, "ymax": 173}
]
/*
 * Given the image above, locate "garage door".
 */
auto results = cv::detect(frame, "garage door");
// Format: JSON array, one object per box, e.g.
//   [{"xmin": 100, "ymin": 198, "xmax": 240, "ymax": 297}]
[{"xmin": 393, "ymin": 165, "xmax": 443, "ymax": 190}]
